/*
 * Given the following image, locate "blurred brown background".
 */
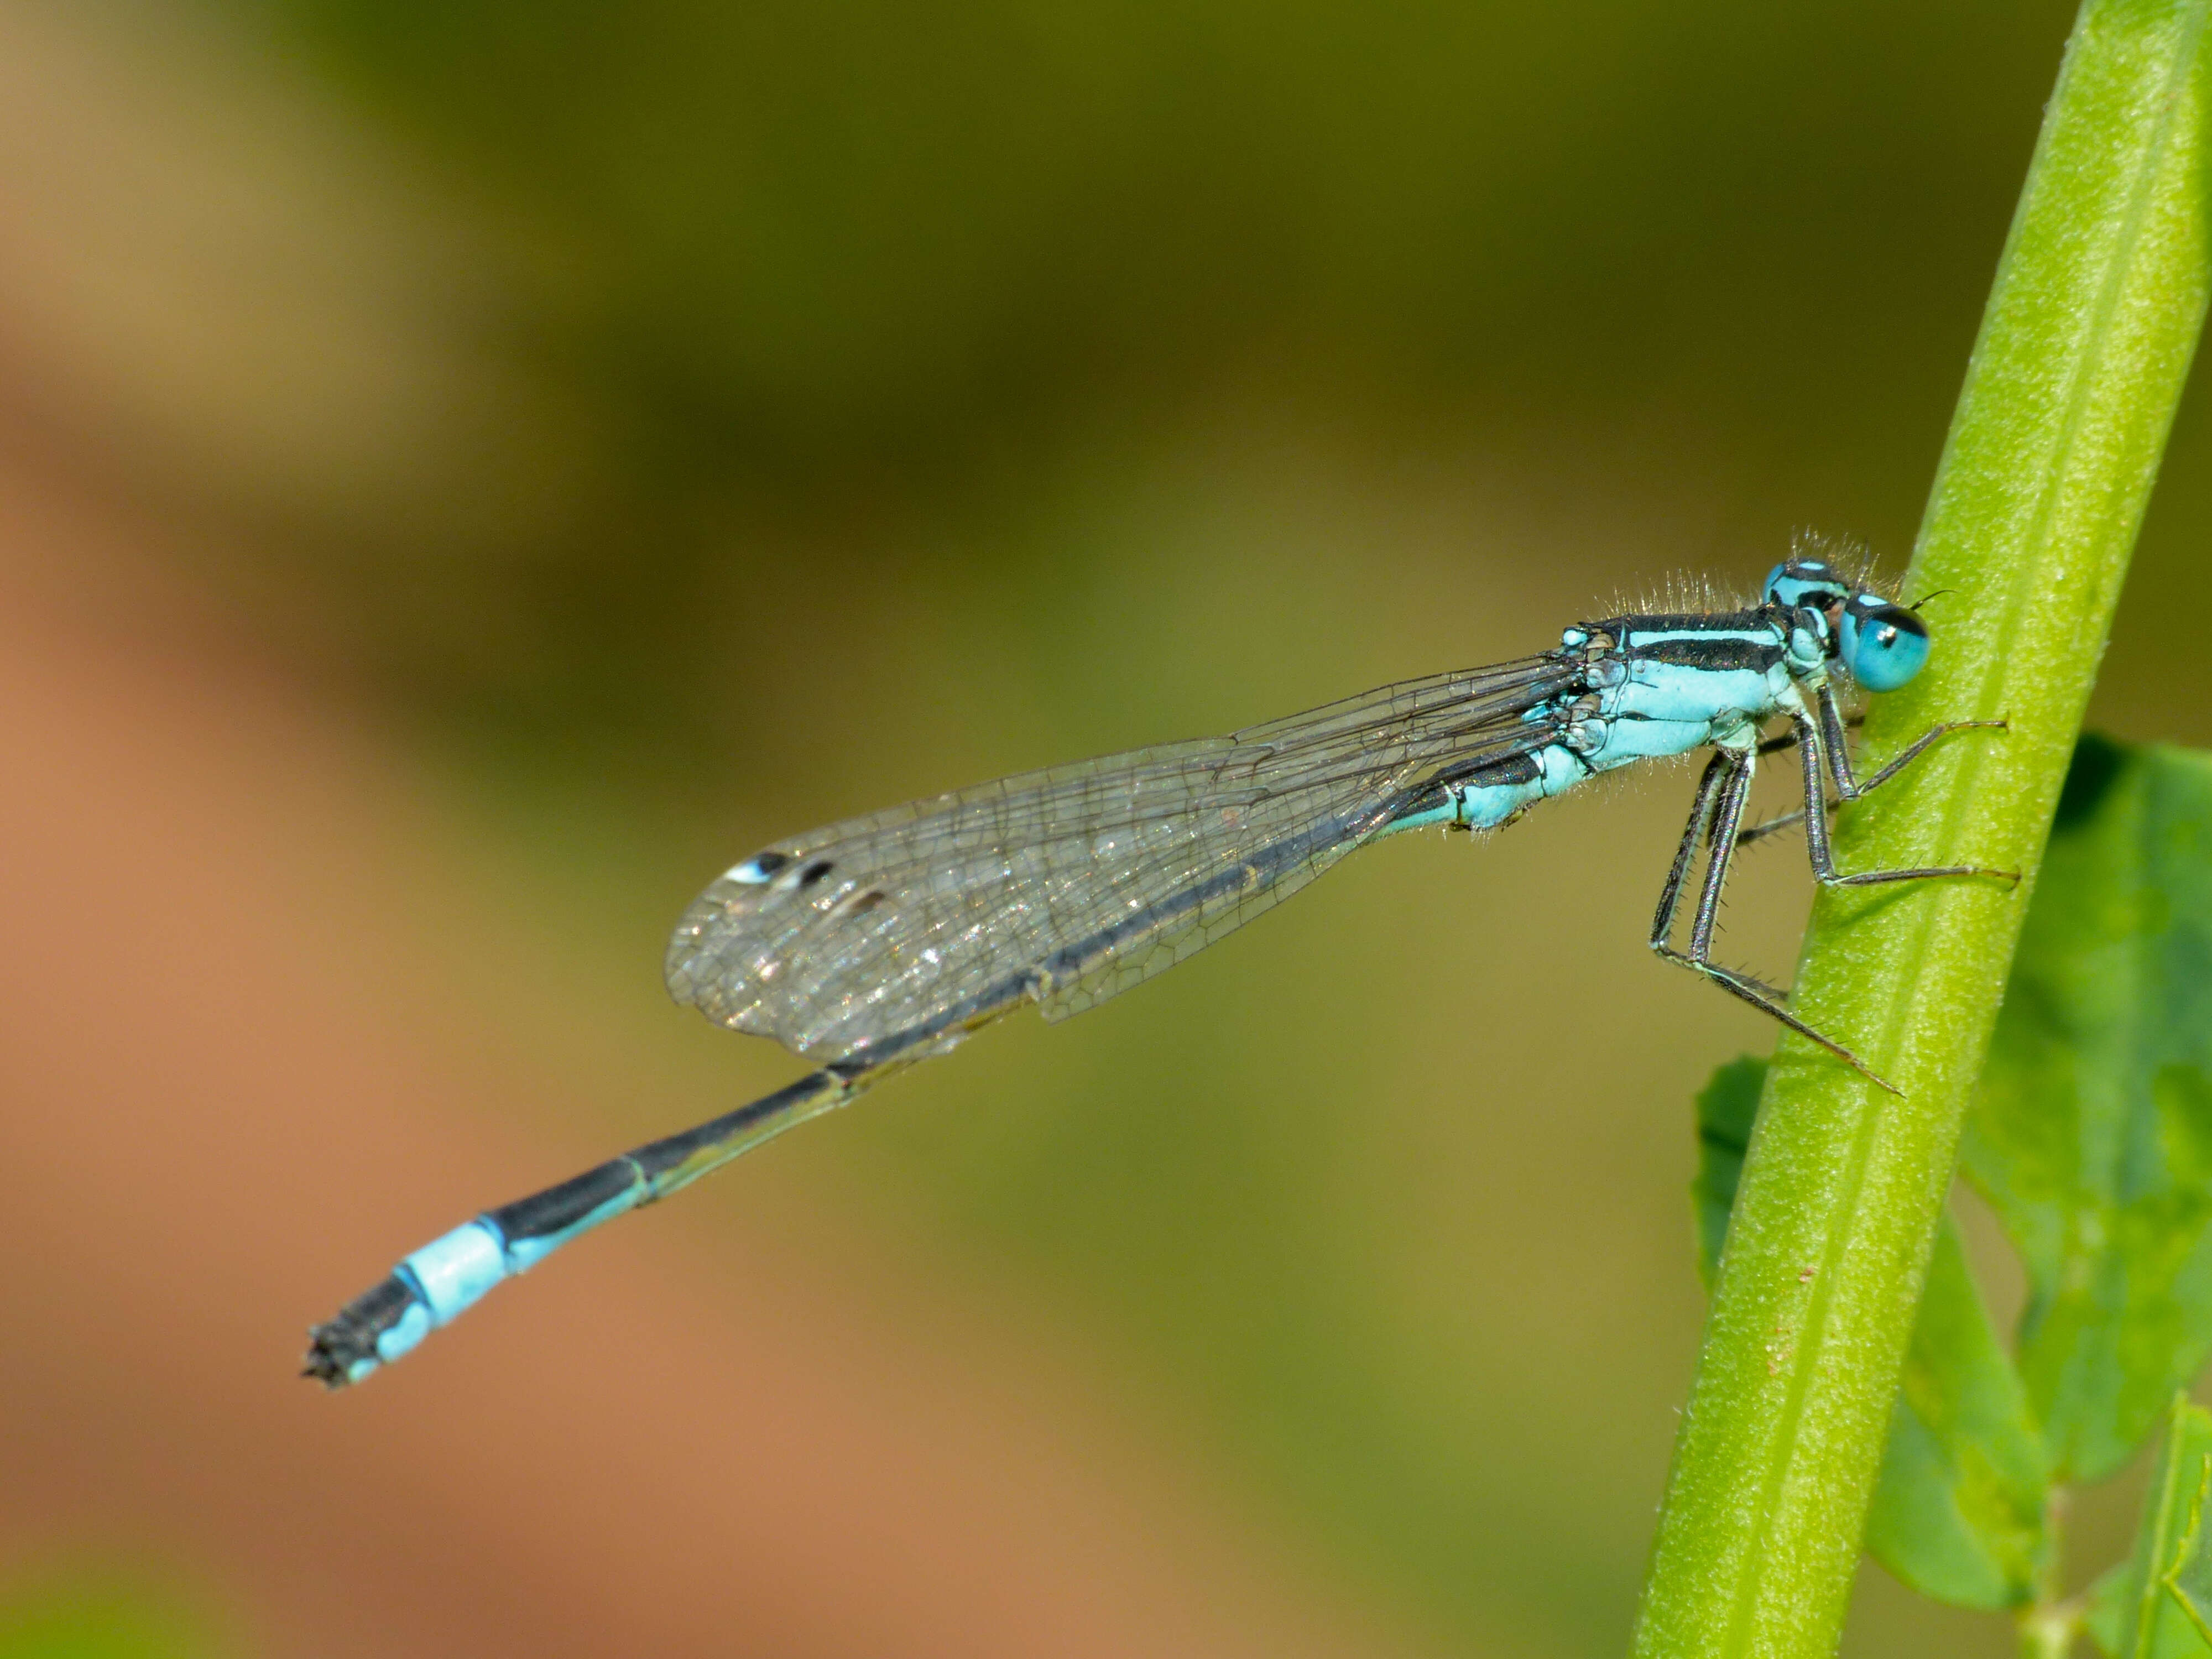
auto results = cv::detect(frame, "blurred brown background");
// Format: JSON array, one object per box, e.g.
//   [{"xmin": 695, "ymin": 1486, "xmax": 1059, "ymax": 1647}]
[{"xmin": 2, "ymin": 1, "xmax": 2206, "ymax": 1654}]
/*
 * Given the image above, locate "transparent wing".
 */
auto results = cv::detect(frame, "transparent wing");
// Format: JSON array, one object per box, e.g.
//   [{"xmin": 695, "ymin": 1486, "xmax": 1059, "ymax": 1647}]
[{"xmin": 665, "ymin": 655, "xmax": 1577, "ymax": 1063}]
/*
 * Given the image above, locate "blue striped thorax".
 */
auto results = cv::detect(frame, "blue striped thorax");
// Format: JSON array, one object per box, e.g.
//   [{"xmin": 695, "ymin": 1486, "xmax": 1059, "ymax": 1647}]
[{"xmin": 1422, "ymin": 559, "xmax": 1931, "ymax": 835}]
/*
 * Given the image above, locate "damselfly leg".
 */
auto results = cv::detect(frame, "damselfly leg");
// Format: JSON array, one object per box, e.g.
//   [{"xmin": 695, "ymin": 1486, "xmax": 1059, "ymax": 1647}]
[
  {"xmin": 1734, "ymin": 709, "xmax": 2007, "ymax": 850},
  {"xmin": 1648, "ymin": 746, "xmax": 1895, "ymax": 1087},
  {"xmin": 1788, "ymin": 702, "xmax": 2016, "ymax": 891},
  {"xmin": 1653, "ymin": 713, "xmax": 2011, "ymax": 1092}
]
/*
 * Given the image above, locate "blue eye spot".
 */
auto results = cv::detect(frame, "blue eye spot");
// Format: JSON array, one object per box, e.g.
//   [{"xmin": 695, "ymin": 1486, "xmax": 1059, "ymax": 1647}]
[{"xmin": 1840, "ymin": 601, "xmax": 1929, "ymax": 691}]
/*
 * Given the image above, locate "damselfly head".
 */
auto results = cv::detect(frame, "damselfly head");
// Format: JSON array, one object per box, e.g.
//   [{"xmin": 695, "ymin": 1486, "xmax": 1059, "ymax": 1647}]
[{"xmin": 1762, "ymin": 557, "xmax": 1931, "ymax": 690}]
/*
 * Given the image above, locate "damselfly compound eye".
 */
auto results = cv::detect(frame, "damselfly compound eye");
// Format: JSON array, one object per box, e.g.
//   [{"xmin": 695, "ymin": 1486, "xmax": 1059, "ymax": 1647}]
[{"xmin": 1839, "ymin": 598, "xmax": 1929, "ymax": 691}]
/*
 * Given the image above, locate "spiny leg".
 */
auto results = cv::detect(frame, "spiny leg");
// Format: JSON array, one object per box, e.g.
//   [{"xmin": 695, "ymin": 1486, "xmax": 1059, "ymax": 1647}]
[
  {"xmin": 1686, "ymin": 749, "xmax": 1755, "ymax": 963},
  {"xmin": 1651, "ymin": 751, "xmax": 1729, "ymax": 946},
  {"xmin": 1816, "ymin": 682, "xmax": 2007, "ymax": 802},
  {"xmin": 1736, "ymin": 808, "xmax": 1809, "ymax": 849},
  {"xmin": 1739, "ymin": 700, "xmax": 2008, "ymax": 854},
  {"xmin": 1734, "ymin": 714, "xmax": 1862, "ymax": 848},
  {"xmin": 1649, "ymin": 745, "xmax": 1900, "ymax": 1093},
  {"xmin": 1791, "ymin": 707, "xmax": 2017, "ymax": 889}
]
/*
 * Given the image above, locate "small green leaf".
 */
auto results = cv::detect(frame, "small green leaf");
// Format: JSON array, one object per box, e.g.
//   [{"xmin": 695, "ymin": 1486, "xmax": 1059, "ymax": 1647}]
[
  {"xmin": 1963, "ymin": 738, "xmax": 2212, "ymax": 1483},
  {"xmin": 2164, "ymin": 1418, "xmax": 2212, "ymax": 1646},
  {"xmin": 2101, "ymin": 1394, "xmax": 2212, "ymax": 1659},
  {"xmin": 1691, "ymin": 1056, "xmax": 2048, "ymax": 1609}
]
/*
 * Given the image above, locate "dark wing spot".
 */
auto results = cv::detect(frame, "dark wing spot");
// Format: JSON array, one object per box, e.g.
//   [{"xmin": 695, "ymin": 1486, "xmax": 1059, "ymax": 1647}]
[{"xmin": 799, "ymin": 859, "xmax": 837, "ymax": 889}]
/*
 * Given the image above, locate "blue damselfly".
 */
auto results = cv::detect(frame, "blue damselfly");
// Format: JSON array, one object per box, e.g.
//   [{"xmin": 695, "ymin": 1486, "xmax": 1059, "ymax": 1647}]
[{"xmin": 305, "ymin": 551, "xmax": 2008, "ymax": 1387}]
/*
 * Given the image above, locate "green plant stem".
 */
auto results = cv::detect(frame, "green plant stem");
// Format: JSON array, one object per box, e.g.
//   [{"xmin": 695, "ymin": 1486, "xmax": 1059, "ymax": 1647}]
[{"xmin": 1631, "ymin": 4, "xmax": 2212, "ymax": 1656}]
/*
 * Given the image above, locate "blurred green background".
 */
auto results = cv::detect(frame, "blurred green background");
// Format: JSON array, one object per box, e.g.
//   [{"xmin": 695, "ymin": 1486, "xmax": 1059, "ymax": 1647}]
[{"xmin": 3, "ymin": 0, "xmax": 2208, "ymax": 1653}]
